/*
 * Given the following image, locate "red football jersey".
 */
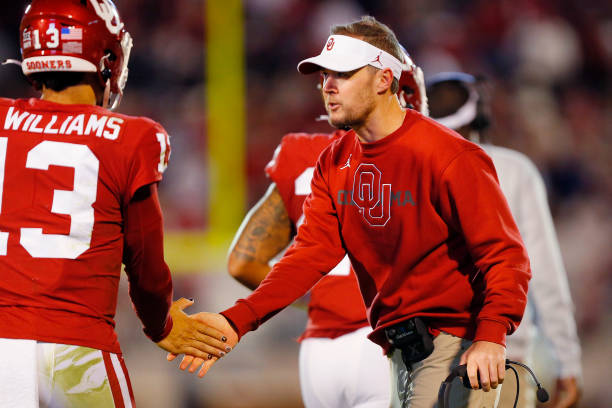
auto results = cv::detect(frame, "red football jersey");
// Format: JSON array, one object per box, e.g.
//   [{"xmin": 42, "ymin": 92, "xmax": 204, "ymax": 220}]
[
  {"xmin": 0, "ymin": 98, "xmax": 171, "ymax": 353},
  {"xmin": 265, "ymin": 130, "xmax": 370, "ymax": 340}
]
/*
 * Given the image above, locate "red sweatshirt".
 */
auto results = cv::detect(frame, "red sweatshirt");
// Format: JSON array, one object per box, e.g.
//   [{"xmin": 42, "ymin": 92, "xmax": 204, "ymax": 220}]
[{"xmin": 223, "ymin": 109, "xmax": 530, "ymax": 352}]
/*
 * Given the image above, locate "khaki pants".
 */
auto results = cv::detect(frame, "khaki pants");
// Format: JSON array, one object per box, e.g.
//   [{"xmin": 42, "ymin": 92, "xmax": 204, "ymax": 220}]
[{"xmin": 389, "ymin": 332, "xmax": 500, "ymax": 408}]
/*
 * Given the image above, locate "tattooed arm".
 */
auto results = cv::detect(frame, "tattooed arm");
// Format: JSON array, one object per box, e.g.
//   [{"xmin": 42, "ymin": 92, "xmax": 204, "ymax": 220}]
[{"xmin": 227, "ymin": 183, "xmax": 294, "ymax": 290}]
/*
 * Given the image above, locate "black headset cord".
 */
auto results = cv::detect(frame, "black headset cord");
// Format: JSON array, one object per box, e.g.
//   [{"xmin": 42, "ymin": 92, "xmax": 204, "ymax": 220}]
[
  {"xmin": 506, "ymin": 359, "xmax": 550, "ymax": 404},
  {"xmin": 437, "ymin": 359, "xmax": 549, "ymax": 408}
]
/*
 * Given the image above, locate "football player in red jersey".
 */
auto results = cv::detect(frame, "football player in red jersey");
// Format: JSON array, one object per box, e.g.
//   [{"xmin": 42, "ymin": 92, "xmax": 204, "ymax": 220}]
[
  {"xmin": 221, "ymin": 55, "xmax": 426, "ymax": 408},
  {"xmin": 0, "ymin": 1, "xmax": 228, "ymax": 407},
  {"xmin": 177, "ymin": 16, "xmax": 530, "ymax": 408}
]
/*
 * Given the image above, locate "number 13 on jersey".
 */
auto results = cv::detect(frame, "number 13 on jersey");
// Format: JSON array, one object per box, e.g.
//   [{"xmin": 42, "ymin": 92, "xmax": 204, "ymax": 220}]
[{"xmin": 0, "ymin": 137, "xmax": 99, "ymax": 259}]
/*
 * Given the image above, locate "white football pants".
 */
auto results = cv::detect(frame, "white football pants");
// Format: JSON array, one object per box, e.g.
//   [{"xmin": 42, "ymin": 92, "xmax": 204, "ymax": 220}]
[
  {"xmin": 0, "ymin": 338, "xmax": 134, "ymax": 408},
  {"xmin": 299, "ymin": 326, "xmax": 391, "ymax": 408}
]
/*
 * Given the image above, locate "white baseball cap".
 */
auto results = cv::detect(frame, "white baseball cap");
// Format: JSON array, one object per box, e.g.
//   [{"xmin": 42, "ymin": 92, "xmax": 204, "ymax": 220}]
[{"xmin": 298, "ymin": 35, "xmax": 403, "ymax": 80}]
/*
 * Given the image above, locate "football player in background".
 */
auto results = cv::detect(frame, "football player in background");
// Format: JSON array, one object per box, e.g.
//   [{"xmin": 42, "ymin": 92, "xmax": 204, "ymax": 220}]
[
  {"xmin": 0, "ymin": 1, "xmax": 228, "ymax": 407},
  {"xmin": 426, "ymin": 72, "xmax": 582, "ymax": 408},
  {"xmin": 177, "ymin": 16, "xmax": 530, "ymax": 408},
  {"xmin": 225, "ymin": 55, "xmax": 427, "ymax": 408}
]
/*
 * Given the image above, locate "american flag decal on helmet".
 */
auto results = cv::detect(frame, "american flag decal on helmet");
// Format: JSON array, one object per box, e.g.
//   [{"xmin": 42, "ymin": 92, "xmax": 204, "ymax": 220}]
[{"xmin": 61, "ymin": 27, "xmax": 83, "ymax": 41}]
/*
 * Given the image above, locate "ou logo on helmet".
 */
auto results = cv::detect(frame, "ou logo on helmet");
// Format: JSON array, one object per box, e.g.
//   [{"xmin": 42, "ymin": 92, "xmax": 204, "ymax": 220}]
[
  {"xmin": 352, "ymin": 163, "xmax": 391, "ymax": 227},
  {"xmin": 326, "ymin": 37, "xmax": 335, "ymax": 51},
  {"xmin": 89, "ymin": 0, "xmax": 124, "ymax": 35}
]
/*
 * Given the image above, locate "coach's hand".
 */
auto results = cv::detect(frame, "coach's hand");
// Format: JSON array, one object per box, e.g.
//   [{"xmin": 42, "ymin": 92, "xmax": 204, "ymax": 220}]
[
  {"xmin": 167, "ymin": 312, "xmax": 239, "ymax": 377},
  {"xmin": 460, "ymin": 340, "xmax": 506, "ymax": 392},
  {"xmin": 156, "ymin": 298, "xmax": 229, "ymax": 360}
]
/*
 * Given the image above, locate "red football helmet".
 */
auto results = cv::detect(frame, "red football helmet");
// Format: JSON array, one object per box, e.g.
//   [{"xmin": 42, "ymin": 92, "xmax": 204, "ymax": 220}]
[
  {"xmin": 19, "ymin": 0, "xmax": 132, "ymax": 110},
  {"xmin": 398, "ymin": 51, "xmax": 428, "ymax": 115}
]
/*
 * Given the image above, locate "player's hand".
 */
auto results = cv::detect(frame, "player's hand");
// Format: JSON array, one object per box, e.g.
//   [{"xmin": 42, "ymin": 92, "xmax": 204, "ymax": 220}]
[
  {"xmin": 459, "ymin": 340, "xmax": 506, "ymax": 392},
  {"xmin": 156, "ymin": 298, "xmax": 229, "ymax": 360},
  {"xmin": 549, "ymin": 376, "xmax": 580, "ymax": 408},
  {"xmin": 167, "ymin": 312, "xmax": 238, "ymax": 377}
]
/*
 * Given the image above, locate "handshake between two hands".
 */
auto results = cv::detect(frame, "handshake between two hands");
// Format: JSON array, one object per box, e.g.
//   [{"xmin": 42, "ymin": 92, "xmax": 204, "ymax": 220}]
[{"xmin": 155, "ymin": 298, "xmax": 239, "ymax": 378}]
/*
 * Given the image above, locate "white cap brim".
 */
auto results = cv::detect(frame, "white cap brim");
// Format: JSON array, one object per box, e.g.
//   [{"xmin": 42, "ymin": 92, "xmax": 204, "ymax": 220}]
[
  {"xmin": 297, "ymin": 35, "xmax": 403, "ymax": 80},
  {"xmin": 298, "ymin": 54, "xmax": 373, "ymax": 75}
]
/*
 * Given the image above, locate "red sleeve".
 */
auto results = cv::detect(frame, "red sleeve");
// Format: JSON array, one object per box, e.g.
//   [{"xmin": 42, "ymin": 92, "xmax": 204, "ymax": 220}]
[
  {"xmin": 264, "ymin": 143, "xmax": 283, "ymax": 183},
  {"xmin": 123, "ymin": 183, "xmax": 173, "ymax": 342},
  {"xmin": 264, "ymin": 141, "xmax": 295, "ymax": 220},
  {"xmin": 126, "ymin": 122, "xmax": 171, "ymax": 201},
  {"xmin": 222, "ymin": 149, "xmax": 346, "ymax": 337},
  {"xmin": 264, "ymin": 134, "xmax": 307, "ymax": 225},
  {"xmin": 264, "ymin": 133, "xmax": 337, "ymax": 225},
  {"xmin": 439, "ymin": 148, "xmax": 530, "ymax": 346}
]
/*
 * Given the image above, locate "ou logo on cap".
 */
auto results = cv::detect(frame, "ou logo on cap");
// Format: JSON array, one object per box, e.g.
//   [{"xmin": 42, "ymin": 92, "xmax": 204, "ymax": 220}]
[{"xmin": 326, "ymin": 37, "xmax": 335, "ymax": 51}]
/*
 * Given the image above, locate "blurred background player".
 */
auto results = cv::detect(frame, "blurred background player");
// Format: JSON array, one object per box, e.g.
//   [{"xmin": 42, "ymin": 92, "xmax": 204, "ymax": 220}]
[
  {"xmin": 0, "ymin": 1, "xmax": 228, "ymax": 407},
  {"xmin": 426, "ymin": 72, "xmax": 582, "ymax": 408},
  {"xmin": 226, "ymin": 54, "xmax": 427, "ymax": 407}
]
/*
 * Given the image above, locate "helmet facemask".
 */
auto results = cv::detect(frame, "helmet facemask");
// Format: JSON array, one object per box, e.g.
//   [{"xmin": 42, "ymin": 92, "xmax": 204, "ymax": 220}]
[
  {"xmin": 101, "ymin": 31, "xmax": 133, "ymax": 110},
  {"xmin": 398, "ymin": 52, "xmax": 429, "ymax": 116}
]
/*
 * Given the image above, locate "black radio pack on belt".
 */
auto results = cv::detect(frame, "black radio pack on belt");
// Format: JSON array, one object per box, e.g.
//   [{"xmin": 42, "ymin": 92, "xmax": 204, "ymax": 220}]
[{"xmin": 385, "ymin": 317, "xmax": 434, "ymax": 366}]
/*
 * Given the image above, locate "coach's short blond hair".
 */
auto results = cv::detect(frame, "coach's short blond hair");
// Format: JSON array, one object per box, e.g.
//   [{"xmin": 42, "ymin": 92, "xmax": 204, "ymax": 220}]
[{"xmin": 331, "ymin": 16, "xmax": 402, "ymax": 93}]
